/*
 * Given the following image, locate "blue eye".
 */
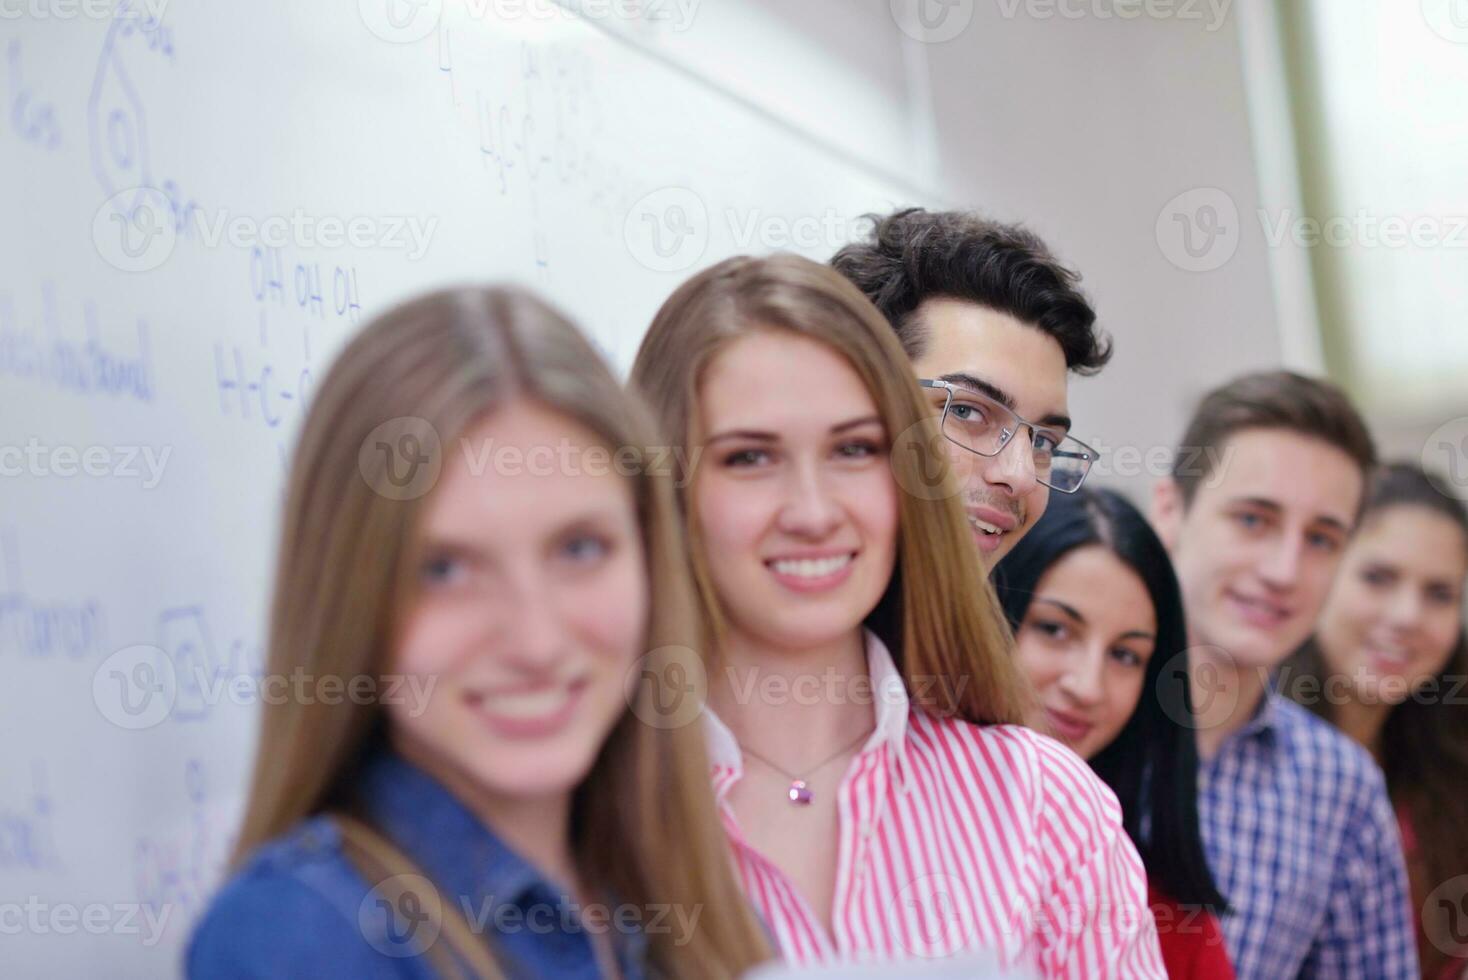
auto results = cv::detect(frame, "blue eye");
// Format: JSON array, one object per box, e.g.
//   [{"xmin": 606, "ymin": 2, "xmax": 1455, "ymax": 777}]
[
  {"xmin": 1032, "ymin": 432, "xmax": 1061, "ymax": 454},
  {"xmin": 1306, "ymin": 531, "xmax": 1340, "ymax": 553},
  {"xmin": 723, "ymin": 448, "xmax": 769, "ymax": 467},
  {"xmin": 421, "ymin": 554, "xmax": 465, "ymax": 586},
  {"xmin": 950, "ymin": 401, "xmax": 987, "ymax": 423},
  {"xmin": 561, "ymin": 534, "xmax": 610, "ymax": 563},
  {"xmin": 837, "ymin": 439, "xmax": 883, "ymax": 459},
  {"xmin": 1235, "ymin": 512, "xmax": 1263, "ymax": 530}
]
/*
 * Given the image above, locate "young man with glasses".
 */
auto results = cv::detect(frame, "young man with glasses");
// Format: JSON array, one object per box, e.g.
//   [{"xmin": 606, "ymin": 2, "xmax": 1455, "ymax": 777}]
[
  {"xmin": 1149, "ymin": 371, "xmax": 1418, "ymax": 979},
  {"xmin": 832, "ymin": 208, "xmax": 1109, "ymax": 570}
]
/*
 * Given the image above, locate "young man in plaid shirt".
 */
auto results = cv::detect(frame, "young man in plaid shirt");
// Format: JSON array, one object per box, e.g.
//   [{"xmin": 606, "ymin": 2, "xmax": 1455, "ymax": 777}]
[{"xmin": 1151, "ymin": 371, "xmax": 1419, "ymax": 979}]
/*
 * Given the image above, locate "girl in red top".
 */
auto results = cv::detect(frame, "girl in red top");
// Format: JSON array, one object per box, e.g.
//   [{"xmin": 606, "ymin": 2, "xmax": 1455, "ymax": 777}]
[
  {"xmin": 997, "ymin": 487, "xmax": 1236, "ymax": 980},
  {"xmin": 1286, "ymin": 463, "xmax": 1468, "ymax": 980}
]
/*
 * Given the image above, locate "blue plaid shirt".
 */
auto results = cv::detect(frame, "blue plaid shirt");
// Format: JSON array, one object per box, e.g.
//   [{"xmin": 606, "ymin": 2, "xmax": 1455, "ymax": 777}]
[{"xmin": 1197, "ymin": 688, "xmax": 1419, "ymax": 980}]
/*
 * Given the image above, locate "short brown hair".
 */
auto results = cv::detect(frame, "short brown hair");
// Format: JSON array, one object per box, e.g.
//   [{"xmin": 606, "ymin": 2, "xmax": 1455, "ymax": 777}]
[{"xmin": 1172, "ymin": 370, "xmax": 1377, "ymax": 507}]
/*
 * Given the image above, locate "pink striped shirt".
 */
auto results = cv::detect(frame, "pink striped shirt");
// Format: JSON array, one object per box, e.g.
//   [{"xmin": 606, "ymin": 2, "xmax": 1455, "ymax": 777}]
[{"xmin": 705, "ymin": 629, "xmax": 1166, "ymax": 978}]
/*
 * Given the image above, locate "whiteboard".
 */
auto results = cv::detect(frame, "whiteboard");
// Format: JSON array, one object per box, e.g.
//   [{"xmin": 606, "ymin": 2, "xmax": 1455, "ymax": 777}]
[{"xmin": 0, "ymin": 2, "xmax": 930, "ymax": 975}]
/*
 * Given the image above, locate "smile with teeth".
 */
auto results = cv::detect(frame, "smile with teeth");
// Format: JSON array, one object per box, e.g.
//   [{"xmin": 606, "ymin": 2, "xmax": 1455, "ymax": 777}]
[
  {"xmin": 465, "ymin": 678, "xmax": 587, "ymax": 738},
  {"xmin": 969, "ymin": 515, "xmax": 1004, "ymax": 536},
  {"xmin": 1227, "ymin": 590, "xmax": 1290, "ymax": 625},
  {"xmin": 1365, "ymin": 643, "xmax": 1412, "ymax": 668},
  {"xmin": 476, "ymin": 686, "xmax": 576, "ymax": 719},
  {"xmin": 768, "ymin": 554, "xmax": 854, "ymax": 578}
]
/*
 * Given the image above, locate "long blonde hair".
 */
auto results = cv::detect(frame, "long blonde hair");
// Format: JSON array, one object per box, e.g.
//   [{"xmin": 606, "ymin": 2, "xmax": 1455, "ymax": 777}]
[
  {"xmin": 233, "ymin": 285, "xmax": 771, "ymax": 978},
  {"xmin": 630, "ymin": 254, "xmax": 1033, "ymax": 726}
]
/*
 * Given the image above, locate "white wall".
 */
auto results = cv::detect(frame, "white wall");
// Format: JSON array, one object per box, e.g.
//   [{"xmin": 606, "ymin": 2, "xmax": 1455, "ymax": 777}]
[
  {"xmin": 670, "ymin": 0, "xmax": 1298, "ymax": 501},
  {"xmin": 0, "ymin": 5, "xmax": 931, "ymax": 975},
  {"xmin": 918, "ymin": 0, "xmax": 1288, "ymax": 501},
  {"xmin": 611, "ymin": 0, "xmax": 937, "ymax": 191}
]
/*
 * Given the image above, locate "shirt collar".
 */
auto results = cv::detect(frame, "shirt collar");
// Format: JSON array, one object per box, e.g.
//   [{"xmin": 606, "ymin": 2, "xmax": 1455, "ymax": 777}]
[
  {"xmin": 1229, "ymin": 672, "xmax": 1283, "ymax": 744},
  {"xmin": 355, "ymin": 747, "xmax": 550, "ymax": 909},
  {"xmin": 704, "ymin": 627, "xmax": 912, "ymax": 781},
  {"xmin": 352, "ymin": 746, "xmax": 651, "ymax": 973}
]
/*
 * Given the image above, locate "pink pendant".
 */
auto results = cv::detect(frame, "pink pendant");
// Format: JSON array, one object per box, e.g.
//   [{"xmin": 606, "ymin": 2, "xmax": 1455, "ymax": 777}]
[{"xmin": 788, "ymin": 780, "xmax": 812, "ymax": 805}]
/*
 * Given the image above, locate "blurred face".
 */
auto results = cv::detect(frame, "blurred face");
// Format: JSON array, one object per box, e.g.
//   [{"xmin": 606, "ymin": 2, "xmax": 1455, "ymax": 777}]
[
  {"xmin": 909, "ymin": 299, "xmax": 1070, "ymax": 570},
  {"xmin": 388, "ymin": 401, "xmax": 647, "ymax": 803},
  {"xmin": 1152, "ymin": 428, "xmax": 1363, "ymax": 670},
  {"xmin": 1014, "ymin": 546, "xmax": 1157, "ymax": 759},
  {"xmin": 693, "ymin": 329, "xmax": 900, "ymax": 653},
  {"xmin": 1315, "ymin": 506, "xmax": 1466, "ymax": 704}
]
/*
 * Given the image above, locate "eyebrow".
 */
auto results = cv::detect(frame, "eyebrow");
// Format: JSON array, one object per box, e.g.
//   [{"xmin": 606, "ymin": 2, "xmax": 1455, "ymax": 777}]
[
  {"xmin": 1033, "ymin": 597, "xmax": 1155, "ymax": 641},
  {"xmin": 416, "ymin": 537, "xmax": 488, "ymax": 563},
  {"xmin": 420, "ymin": 511, "xmax": 622, "ymax": 554},
  {"xmin": 1229, "ymin": 496, "xmax": 1283, "ymax": 515},
  {"xmin": 704, "ymin": 414, "xmax": 883, "ymax": 446},
  {"xmin": 704, "ymin": 429, "xmax": 776, "ymax": 446},
  {"xmin": 938, "ymin": 372, "xmax": 1072, "ymax": 432},
  {"xmin": 1033, "ymin": 597, "xmax": 1085, "ymax": 622},
  {"xmin": 1228, "ymin": 496, "xmax": 1353, "ymax": 534}
]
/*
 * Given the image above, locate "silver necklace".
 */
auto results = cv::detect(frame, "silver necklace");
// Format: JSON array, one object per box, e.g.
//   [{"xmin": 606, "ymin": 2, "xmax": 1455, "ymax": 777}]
[{"xmin": 737, "ymin": 727, "xmax": 873, "ymax": 806}]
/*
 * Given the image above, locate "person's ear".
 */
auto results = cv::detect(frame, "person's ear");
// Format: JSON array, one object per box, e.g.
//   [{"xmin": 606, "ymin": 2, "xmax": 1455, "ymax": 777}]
[{"xmin": 1150, "ymin": 477, "xmax": 1185, "ymax": 553}]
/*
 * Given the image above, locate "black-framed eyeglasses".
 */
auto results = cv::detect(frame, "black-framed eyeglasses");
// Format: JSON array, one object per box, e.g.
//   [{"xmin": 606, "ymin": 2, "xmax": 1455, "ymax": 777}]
[{"xmin": 918, "ymin": 378, "xmax": 1098, "ymax": 494}]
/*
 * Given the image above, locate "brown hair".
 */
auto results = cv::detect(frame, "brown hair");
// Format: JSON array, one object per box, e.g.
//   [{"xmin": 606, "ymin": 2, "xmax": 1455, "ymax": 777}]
[
  {"xmin": 232, "ymin": 286, "xmax": 771, "ymax": 979},
  {"xmin": 1286, "ymin": 463, "xmax": 1468, "ymax": 976},
  {"xmin": 629, "ymin": 253, "xmax": 1032, "ymax": 726},
  {"xmin": 1171, "ymin": 369, "xmax": 1377, "ymax": 508}
]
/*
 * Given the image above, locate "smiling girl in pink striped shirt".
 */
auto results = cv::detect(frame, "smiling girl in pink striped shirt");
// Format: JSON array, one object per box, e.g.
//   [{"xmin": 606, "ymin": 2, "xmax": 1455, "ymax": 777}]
[{"xmin": 630, "ymin": 254, "xmax": 1166, "ymax": 978}]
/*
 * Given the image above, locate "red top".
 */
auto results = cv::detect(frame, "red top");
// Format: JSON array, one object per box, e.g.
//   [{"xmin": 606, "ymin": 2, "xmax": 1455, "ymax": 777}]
[
  {"xmin": 1399, "ymin": 806, "xmax": 1468, "ymax": 980},
  {"xmin": 1147, "ymin": 882, "xmax": 1235, "ymax": 980}
]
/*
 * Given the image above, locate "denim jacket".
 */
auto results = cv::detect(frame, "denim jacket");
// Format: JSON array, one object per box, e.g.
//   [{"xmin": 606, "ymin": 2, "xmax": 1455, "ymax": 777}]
[{"xmin": 186, "ymin": 748, "xmax": 650, "ymax": 979}]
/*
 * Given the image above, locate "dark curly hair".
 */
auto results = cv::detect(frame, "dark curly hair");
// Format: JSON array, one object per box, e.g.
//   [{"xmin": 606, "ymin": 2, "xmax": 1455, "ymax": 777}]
[{"xmin": 830, "ymin": 207, "xmax": 1111, "ymax": 375}]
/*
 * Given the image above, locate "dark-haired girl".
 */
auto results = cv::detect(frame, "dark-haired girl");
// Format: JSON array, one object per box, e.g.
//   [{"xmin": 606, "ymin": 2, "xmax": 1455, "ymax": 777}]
[{"xmin": 997, "ymin": 487, "xmax": 1234, "ymax": 980}]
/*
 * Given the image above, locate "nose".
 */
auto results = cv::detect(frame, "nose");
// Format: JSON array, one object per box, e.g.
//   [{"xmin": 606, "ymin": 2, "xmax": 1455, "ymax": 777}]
[
  {"xmin": 1057, "ymin": 646, "xmax": 1106, "ymax": 708},
  {"xmin": 1257, "ymin": 534, "xmax": 1305, "ymax": 590},
  {"xmin": 978, "ymin": 427, "xmax": 1041, "ymax": 499},
  {"xmin": 776, "ymin": 460, "xmax": 842, "ymax": 538},
  {"xmin": 1385, "ymin": 586, "xmax": 1425, "ymax": 631},
  {"xmin": 502, "ymin": 573, "xmax": 569, "ymax": 672}
]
